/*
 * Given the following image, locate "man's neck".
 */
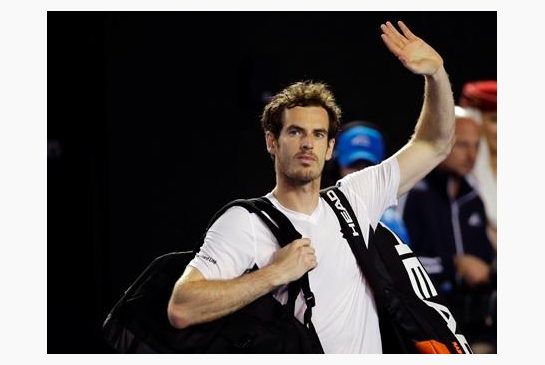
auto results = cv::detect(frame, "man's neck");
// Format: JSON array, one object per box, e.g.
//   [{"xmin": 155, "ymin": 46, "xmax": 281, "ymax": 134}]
[{"xmin": 271, "ymin": 179, "xmax": 321, "ymax": 215}]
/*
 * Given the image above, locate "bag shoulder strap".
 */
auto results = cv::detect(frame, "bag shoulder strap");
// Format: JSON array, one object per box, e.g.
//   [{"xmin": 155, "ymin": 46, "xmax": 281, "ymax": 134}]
[
  {"xmin": 199, "ymin": 198, "xmax": 299, "ymax": 249},
  {"xmin": 251, "ymin": 197, "xmax": 316, "ymax": 327},
  {"xmin": 320, "ymin": 186, "xmax": 381, "ymax": 281},
  {"xmin": 320, "ymin": 186, "xmax": 472, "ymax": 354},
  {"xmin": 320, "ymin": 186, "xmax": 401, "ymax": 285},
  {"xmin": 200, "ymin": 197, "xmax": 317, "ymax": 327}
]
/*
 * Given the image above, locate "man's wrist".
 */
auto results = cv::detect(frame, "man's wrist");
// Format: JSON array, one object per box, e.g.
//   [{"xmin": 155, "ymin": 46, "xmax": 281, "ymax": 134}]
[
  {"xmin": 260, "ymin": 263, "xmax": 285, "ymax": 288},
  {"xmin": 425, "ymin": 65, "xmax": 448, "ymax": 81}
]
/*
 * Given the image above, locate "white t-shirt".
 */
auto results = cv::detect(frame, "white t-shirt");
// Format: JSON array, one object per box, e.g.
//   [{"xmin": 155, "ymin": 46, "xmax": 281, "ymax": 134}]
[{"xmin": 189, "ymin": 156, "xmax": 400, "ymax": 353}]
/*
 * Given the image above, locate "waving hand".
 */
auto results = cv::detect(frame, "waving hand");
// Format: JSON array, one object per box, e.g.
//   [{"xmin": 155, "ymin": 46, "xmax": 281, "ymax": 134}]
[{"xmin": 381, "ymin": 21, "xmax": 443, "ymax": 76}]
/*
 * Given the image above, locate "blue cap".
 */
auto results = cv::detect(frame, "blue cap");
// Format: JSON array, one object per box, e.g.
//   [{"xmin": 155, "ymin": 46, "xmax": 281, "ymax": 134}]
[{"xmin": 335, "ymin": 124, "xmax": 385, "ymax": 167}]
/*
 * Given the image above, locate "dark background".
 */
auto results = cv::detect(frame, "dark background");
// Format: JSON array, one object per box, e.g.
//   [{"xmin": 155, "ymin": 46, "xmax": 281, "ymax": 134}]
[{"xmin": 47, "ymin": 11, "xmax": 496, "ymax": 353}]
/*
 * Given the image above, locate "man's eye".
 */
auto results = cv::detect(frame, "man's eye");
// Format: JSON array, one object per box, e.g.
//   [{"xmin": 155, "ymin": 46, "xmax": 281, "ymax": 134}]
[{"xmin": 288, "ymin": 129, "xmax": 300, "ymax": 136}]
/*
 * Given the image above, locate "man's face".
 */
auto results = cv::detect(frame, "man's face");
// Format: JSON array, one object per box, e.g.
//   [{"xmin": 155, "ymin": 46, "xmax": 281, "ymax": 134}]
[
  {"xmin": 440, "ymin": 117, "xmax": 481, "ymax": 176},
  {"xmin": 481, "ymin": 110, "xmax": 497, "ymax": 154},
  {"xmin": 266, "ymin": 106, "xmax": 335, "ymax": 185}
]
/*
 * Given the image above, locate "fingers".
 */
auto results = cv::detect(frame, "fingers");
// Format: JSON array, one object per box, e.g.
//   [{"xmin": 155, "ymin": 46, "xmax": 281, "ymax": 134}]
[
  {"xmin": 397, "ymin": 20, "xmax": 417, "ymax": 40},
  {"xmin": 381, "ymin": 21, "xmax": 407, "ymax": 49},
  {"xmin": 294, "ymin": 238, "xmax": 317, "ymax": 269},
  {"xmin": 295, "ymin": 238, "xmax": 311, "ymax": 247},
  {"xmin": 380, "ymin": 24, "xmax": 404, "ymax": 56},
  {"xmin": 294, "ymin": 239, "xmax": 316, "ymax": 258},
  {"xmin": 386, "ymin": 21, "xmax": 407, "ymax": 43},
  {"xmin": 380, "ymin": 20, "xmax": 419, "ymax": 55},
  {"xmin": 271, "ymin": 238, "xmax": 317, "ymax": 283},
  {"xmin": 380, "ymin": 33, "xmax": 400, "ymax": 55}
]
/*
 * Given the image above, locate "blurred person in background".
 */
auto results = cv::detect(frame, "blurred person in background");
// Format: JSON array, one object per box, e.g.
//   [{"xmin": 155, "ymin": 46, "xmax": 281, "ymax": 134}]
[
  {"xmin": 334, "ymin": 121, "xmax": 411, "ymax": 244},
  {"xmin": 401, "ymin": 106, "xmax": 496, "ymax": 353},
  {"xmin": 460, "ymin": 80, "xmax": 497, "ymax": 249}
]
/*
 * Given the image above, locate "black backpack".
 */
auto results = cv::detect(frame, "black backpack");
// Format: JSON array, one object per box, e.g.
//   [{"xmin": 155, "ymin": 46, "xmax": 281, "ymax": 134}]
[{"xmin": 102, "ymin": 197, "xmax": 323, "ymax": 353}]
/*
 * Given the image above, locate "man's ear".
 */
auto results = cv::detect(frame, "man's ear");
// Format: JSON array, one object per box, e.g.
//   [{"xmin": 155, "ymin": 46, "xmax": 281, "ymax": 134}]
[
  {"xmin": 325, "ymin": 138, "xmax": 335, "ymax": 161},
  {"xmin": 265, "ymin": 131, "xmax": 277, "ymax": 155}
]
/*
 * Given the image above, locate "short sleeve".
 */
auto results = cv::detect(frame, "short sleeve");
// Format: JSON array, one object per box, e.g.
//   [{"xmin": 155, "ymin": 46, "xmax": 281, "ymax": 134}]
[
  {"xmin": 336, "ymin": 156, "xmax": 400, "ymax": 230},
  {"xmin": 188, "ymin": 206, "xmax": 256, "ymax": 280}
]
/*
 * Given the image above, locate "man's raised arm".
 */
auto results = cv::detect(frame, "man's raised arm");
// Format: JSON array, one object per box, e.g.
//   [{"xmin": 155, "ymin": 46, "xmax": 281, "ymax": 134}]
[{"xmin": 381, "ymin": 20, "xmax": 455, "ymax": 196}]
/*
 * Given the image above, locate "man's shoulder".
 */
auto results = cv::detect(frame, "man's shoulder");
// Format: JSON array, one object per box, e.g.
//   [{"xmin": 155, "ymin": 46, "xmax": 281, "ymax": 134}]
[{"xmin": 209, "ymin": 203, "xmax": 255, "ymax": 231}]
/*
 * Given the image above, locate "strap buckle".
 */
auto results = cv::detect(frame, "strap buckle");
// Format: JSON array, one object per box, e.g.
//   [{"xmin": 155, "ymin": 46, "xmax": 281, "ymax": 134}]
[{"xmin": 304, "ymin": 292, "xmax": 315, "ymax": 308}]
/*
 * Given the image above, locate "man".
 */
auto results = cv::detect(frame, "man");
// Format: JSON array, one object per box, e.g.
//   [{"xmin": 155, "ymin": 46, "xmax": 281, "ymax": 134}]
[
  {"xmin": 460, "ymin": 80, "xmax": 497, "ymax": 248},
  {"xmin": 334, "ymin": 121, "xmax": 411, "ymax": 244},
  {"xmin": 401, "ymin": 106, "xmax": 496, "ymax": 352},
  {"xmin": 167, "ymin": 21, "xmax": 455, "ymax": 353}
]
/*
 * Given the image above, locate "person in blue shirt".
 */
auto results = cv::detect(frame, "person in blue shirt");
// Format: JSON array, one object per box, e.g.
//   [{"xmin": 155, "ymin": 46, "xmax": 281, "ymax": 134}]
[{"xmin": 334, "ymin": 121, "xmax": 411, "ymax": 244}]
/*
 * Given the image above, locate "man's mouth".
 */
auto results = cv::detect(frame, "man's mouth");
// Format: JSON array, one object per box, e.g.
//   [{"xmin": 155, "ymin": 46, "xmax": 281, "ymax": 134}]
[{"xmin": 296, "ymin": 154, "xmax": 316, "ymax": 163}]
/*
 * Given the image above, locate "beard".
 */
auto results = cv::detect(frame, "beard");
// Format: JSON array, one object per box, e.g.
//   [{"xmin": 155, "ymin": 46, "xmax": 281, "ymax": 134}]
[{"xmin": 279, "ymin": 162, "xmax": 323, "ymax": 186}]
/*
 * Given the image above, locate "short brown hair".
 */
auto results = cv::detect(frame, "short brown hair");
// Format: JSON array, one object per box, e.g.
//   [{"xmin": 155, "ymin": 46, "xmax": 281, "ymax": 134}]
[{"xmin": 261, "ymin": 81, "xmax": 342, "ymax": 139}]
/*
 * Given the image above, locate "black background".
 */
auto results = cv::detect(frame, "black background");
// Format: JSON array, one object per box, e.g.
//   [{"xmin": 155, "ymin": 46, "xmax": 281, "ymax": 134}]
[{"xmin": 47, "ymin": 11, "xmax": 496, "ymax": 353}]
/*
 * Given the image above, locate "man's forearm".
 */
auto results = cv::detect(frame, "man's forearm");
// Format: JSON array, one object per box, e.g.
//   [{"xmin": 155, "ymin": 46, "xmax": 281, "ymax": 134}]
[
  {"xmin": 412, "ymin": 66, "xmax": 455, "ymax": 153},
  {"xmin": 167, "ymin": 265, "xmax": 282, "ymax": 329}
]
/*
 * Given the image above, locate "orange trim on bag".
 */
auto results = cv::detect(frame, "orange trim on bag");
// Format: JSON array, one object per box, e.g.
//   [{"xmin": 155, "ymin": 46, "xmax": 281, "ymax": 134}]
[
  {"xmin": 415, "ymin": 340, "xmax": 451, "ymax": 354},
  {"xmin": 452, "ymin": 341, "xmax": 464, "ymax": 354}
]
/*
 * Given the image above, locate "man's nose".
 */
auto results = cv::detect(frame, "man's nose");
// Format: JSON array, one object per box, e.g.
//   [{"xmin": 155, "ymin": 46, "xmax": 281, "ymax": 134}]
[{"xmin": 301, "ymin": 135, "xmax": 314, "ymax": 149}]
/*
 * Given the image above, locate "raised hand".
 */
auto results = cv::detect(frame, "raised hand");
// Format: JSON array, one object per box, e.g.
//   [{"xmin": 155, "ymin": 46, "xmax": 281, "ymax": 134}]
[{"xmin": 380, "ymin": 20, "xmax": 443, "ymax": 76}]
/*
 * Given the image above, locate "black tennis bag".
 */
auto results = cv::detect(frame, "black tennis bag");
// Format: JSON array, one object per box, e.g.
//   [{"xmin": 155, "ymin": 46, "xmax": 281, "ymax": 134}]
[
  {"xmin": 102, "ymin": 198, "xmax": 323, "ymax": 353},
  {"xmin": 321, "ymin": 186, "xmax": 472, "ymax": 354},
  {"xmin": 104, "ymin": 188, "xmax": 473, "ymax": 354}
]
